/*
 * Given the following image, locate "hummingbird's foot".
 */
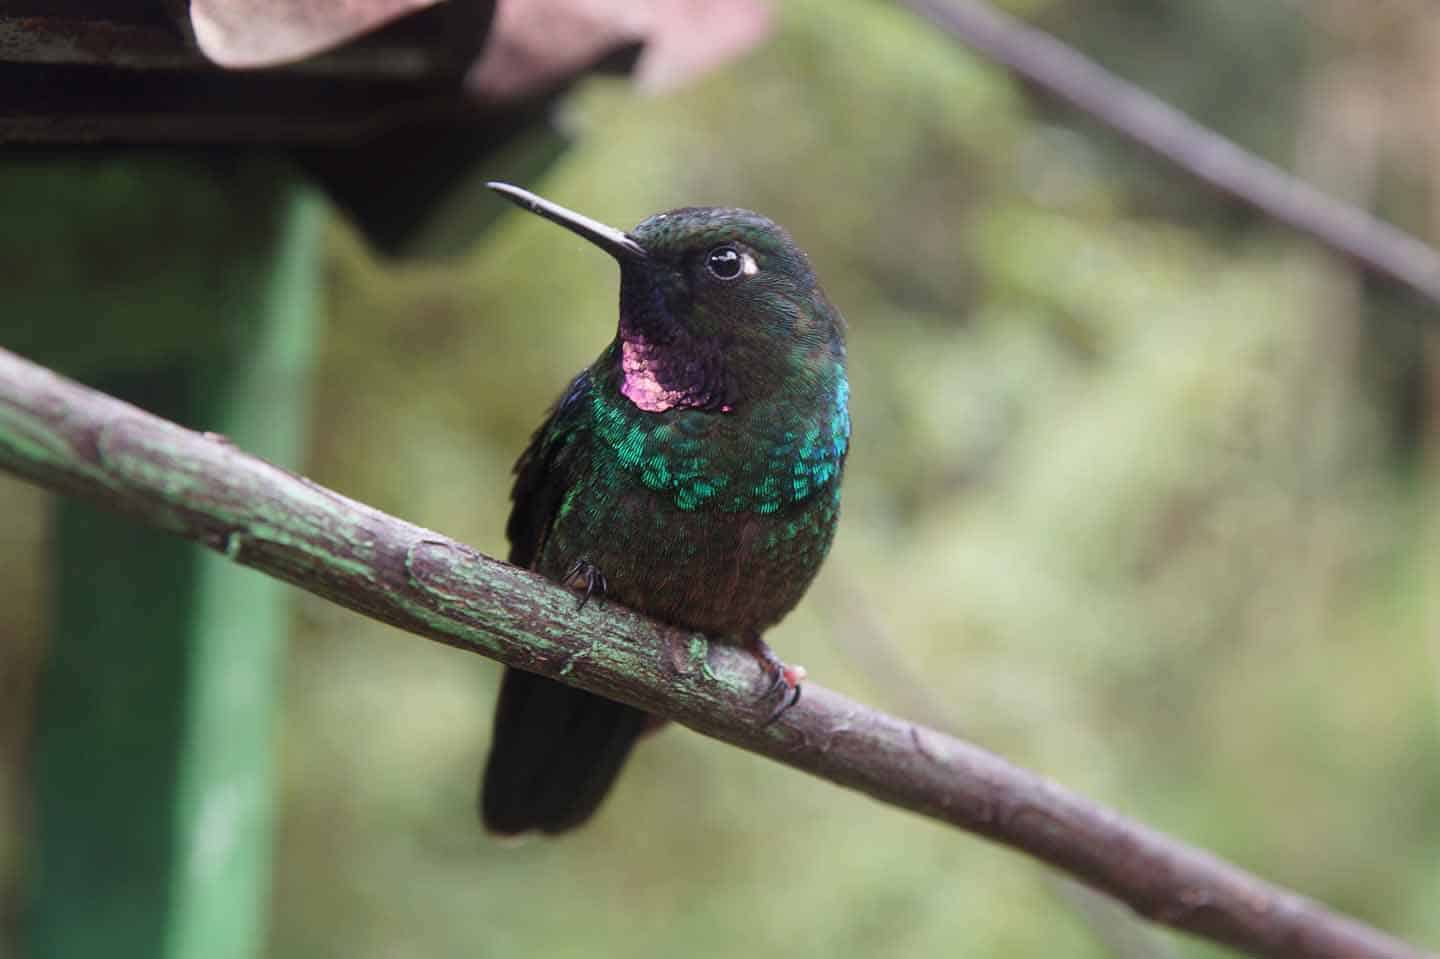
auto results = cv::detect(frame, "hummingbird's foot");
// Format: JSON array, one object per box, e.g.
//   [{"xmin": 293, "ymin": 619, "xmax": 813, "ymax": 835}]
[
  {"xmin": 747, "ymin": 635, "xmax": 807, "ymax": 725},
  {"xmin": 563, "ymin": 560, "xmax": 608, "ymax": 610},
  {"xmin": 763, "ymin": 684, "xmax": 803, "ymax": 726}
]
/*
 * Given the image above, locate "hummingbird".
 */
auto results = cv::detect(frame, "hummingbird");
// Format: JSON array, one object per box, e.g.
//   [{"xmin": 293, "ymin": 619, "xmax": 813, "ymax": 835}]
[{"xmin": 481, "ymin": 182, "xmax": 850, "ymax": 835}]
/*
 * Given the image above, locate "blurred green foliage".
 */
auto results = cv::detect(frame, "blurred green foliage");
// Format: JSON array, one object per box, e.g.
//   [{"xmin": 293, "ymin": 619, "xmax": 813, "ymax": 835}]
[
  {"xmin": 273, "ymin": 2, "xmax": 1440, "ymax": 955},
  {"xmin": 4, "ymin": 1, "xmax": 1439, "ymax": 957}
]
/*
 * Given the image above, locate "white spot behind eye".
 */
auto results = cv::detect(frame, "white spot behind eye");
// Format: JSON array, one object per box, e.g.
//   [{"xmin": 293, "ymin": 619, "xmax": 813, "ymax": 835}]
[{"xmin": 741, "ymin": 252, "xmax": 759, "ymax": 276}]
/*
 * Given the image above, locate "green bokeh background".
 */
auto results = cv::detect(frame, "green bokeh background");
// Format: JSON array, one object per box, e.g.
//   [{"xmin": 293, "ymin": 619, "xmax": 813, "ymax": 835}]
[{"xmin": 4, "ymin": 1, "xmax": 1439, "ymax": 956}]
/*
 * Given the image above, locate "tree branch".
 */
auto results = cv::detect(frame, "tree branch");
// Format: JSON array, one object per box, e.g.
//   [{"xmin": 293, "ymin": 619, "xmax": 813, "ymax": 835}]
[
  {"xmin": 0, "ymin": 345, "xmax": 1429, "ymax": 959},
  {"xmin": 900, "ymin": 0, "xmax": 1440, "ymax": 307}
]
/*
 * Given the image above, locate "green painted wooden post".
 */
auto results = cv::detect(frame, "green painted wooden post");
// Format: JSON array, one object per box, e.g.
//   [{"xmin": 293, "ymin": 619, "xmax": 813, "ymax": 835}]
[{"xmin": 5, "ymin": 155, "xmax": 321, "ymax": 958}]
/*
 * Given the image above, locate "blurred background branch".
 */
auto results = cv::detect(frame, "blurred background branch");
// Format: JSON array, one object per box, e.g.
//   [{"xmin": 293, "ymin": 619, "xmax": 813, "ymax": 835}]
[
  {"xmin": 901, "ymin": 0, "xmax": 1440, "ymax": 306},
  {"xmin": 0, "ymin": 347, "xmax": 1431, "ymax": 959}
]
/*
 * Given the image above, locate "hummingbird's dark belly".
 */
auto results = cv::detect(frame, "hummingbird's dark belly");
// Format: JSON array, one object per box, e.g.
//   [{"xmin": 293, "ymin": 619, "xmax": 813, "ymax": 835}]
[{"xmin": 537, "ymin": 476, "xmax": 841, "ymax": 637}]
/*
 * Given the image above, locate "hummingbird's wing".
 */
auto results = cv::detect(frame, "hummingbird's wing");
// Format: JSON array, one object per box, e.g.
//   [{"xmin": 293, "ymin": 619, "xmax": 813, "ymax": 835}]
[
  {"xmin": 505, "ymin": 370, "xmax": 593, "ymax": 569},
  {"xmin": 484, "ymin": 368, "xmax": 647, "ymax": 835}
]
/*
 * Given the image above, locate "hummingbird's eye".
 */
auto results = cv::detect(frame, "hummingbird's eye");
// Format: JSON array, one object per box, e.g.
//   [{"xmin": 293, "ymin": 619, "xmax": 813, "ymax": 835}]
[{"xmin": 705, "ymin": 246, "xmax": 744, "ymax": 280}]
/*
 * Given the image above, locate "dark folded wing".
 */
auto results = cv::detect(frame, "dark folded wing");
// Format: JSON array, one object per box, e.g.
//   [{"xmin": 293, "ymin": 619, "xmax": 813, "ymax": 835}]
[
  {"xmin": 484, "ymin": 368, "xmax": 644, "ymax": 835},
  {"xmin": 505, "ymin": 370, "xmax": 593, "ymax": 570}
]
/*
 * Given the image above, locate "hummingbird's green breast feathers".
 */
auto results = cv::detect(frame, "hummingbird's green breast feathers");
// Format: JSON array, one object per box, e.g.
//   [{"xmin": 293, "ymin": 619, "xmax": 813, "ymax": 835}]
[
  {"xmin": 588, "ymin": 348, "xmax": 850, "ymax": 516},
  {"xmin": 511, "ymin": 362, "xmax": 847, "ymax": 635}
]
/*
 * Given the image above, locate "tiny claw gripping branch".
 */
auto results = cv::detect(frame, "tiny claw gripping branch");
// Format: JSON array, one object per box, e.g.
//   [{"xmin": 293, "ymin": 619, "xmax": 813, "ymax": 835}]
[
  {"xmin": 748, "ymin": 634, "xmax": 807, "ymax": 725},
  {"xmin": 563, "ymin": 559, "xmax": 608, "ymax": 610}
]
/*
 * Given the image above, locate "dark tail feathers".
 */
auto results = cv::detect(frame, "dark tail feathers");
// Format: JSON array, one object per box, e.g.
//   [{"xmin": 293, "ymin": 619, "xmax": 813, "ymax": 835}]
[{"xmin": 481, "ymin": 668, "xmax": 646, "ymax": 835}]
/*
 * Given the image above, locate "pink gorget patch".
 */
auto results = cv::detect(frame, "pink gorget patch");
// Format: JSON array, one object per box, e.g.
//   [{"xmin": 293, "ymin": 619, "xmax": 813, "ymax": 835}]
[
  {"xmin": 620, "ymin": 338, "xmax": 731, "ymax": 413},
  {"xmin": 620, "ymin": 339, "xmax": 683, "ymax": 412}
]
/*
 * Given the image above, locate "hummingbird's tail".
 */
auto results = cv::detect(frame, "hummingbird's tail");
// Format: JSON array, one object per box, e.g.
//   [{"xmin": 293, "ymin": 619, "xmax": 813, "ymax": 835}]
[{"xmin": 481, "ymin": 667, "xmax": 647, "ymax": 835}]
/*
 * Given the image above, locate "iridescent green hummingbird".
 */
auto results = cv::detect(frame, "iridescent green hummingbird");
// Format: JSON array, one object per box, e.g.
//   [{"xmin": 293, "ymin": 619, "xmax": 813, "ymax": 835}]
[{"xmin": 482, "ymin": 183, "xmax": 850, "ymax": 835}]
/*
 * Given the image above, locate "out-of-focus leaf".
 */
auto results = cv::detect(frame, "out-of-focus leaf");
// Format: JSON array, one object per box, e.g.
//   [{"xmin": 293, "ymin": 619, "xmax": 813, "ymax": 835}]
[
  {"xmin": 632, "ymin": 0, "xmax": 774, "ymax": 93},
  {"xmin": 467, "ymin": 0, "xmax": 771, "ymax": 102},
  {"xmin": 190, "ymin": 0, "xmax": 443, "ymax": 68}
]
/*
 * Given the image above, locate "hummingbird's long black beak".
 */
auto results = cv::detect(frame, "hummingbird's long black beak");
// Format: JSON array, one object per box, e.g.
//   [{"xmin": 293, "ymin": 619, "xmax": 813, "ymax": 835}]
[{"xmin": 488, "ymin": 182, "xmax": 648, "ymax": 263}]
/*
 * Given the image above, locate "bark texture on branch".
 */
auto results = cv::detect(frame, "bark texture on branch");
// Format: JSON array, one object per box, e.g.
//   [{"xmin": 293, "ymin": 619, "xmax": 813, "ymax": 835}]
[{"xmin": 0, "ymin": 345, "xmax": 1429, "ymax": 959}]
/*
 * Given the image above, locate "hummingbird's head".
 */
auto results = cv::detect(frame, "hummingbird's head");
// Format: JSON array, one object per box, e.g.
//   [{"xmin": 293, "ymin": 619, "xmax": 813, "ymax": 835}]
[{"xmin": 489, "ymin": 183, "xmax": 845, "ymax": 414}]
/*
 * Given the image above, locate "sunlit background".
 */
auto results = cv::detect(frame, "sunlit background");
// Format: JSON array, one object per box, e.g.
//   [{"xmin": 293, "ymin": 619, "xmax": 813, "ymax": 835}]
[{"xmin": 4, "ymin": 1, "xmax": 1440, "ymax": 956}]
